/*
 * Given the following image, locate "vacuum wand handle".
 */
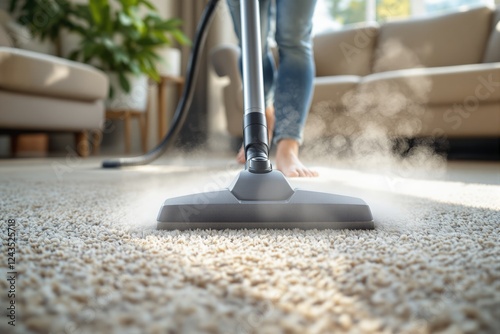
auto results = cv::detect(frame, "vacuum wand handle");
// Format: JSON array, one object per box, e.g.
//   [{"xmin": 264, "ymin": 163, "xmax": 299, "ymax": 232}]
[{"xmin": 240, "ymin": 0, "xmax": 272, "ymax": 173}]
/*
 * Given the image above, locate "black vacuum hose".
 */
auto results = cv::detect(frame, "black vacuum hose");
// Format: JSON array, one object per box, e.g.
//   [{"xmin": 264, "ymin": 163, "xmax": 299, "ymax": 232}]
[{"xmin": 102, "ymin": 0, "xmax": 221, "ymax": 168}]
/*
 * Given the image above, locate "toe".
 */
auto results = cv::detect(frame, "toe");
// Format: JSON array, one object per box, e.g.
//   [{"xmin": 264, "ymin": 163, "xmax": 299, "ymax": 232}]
[{"xmin": 306, "ymin": 168, "xmax": 319, "ymax": 177}]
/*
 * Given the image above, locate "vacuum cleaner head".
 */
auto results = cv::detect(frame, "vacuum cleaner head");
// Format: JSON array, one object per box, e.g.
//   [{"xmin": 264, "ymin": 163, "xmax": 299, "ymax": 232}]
[
  {"xmin": 157, "ymin": 170, "xmax": 373, "ymax": 230},
  {"xmin": 156, "ymin": 0, "xmax": 374, "ymax": 230}
]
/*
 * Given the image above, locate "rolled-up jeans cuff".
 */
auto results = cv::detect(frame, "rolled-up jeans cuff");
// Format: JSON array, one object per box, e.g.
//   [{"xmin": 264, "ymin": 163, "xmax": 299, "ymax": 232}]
[{"xmin": 273, "ymin": 134, "xmax": 303, "ymax": 146}]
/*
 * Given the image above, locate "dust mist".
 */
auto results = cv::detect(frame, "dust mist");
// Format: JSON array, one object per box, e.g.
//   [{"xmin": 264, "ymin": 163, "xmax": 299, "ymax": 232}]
[
  {"xmin": 109, "ymin": 149, "xmax": 243, "ymax": 232},
  {"xmin": 112, "ymin": 40, "xmax": 451, "ymax": 231},
  {"xmin": 303, "ymin": 39, "xmax": 447, "ymax": 183},
  {"xmin": 299, "ymin": 40, "xmax": 451, "ymax": 227}
]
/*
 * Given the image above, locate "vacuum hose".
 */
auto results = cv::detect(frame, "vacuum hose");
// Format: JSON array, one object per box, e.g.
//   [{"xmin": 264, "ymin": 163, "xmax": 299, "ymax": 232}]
[{"xmin": 102, "ymin": 0, "xmax": 221, "ymax": 168}]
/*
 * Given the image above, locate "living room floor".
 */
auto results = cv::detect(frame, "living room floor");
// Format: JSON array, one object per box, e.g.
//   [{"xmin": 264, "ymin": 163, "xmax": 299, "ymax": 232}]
[{"xmin": 1, "ymin": 153, "xmax": 499, "ymax": 333}]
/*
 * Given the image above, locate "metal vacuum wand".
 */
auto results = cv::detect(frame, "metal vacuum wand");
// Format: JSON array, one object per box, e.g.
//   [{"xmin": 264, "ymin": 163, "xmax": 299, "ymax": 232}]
[{"xmin": 240, "ymin": 0, "xmax": 272, "ymax": 173}]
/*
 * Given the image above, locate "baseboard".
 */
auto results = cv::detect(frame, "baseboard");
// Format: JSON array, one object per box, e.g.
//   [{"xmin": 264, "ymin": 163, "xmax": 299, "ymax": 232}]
[
  {"xmin": 445, "ymin": 138, "xmax": 500, "ymax": 161},
  {"xmin": 399, "ymin": 137, "xmax": 500, "ymax": 161}
]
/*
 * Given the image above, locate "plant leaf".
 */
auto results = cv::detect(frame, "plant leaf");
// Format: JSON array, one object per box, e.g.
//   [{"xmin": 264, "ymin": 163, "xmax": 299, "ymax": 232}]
[
  {"xmin": 171, "ymin": 30, "xmax": 191, "ymax": 46},
  {"xmin": 129, "ymin": 61, "xmax": 141, "ymax": 75},
  {"xmin": 155, "ymin": 18, "xmax": 183, "ymax": 31},
  {"xmin": 118, "ymin": 71, "xmax": 131, "ymax": 93},
  {"xmin": 89, "ymin": 0, "xmax": 103, "ymax": 25},
  {"xmin": 102, "ymin": 37, "xmax": 115, "ymax": 49},
  {"xmin": 129, "ymin": 7, "xmax": 146, "ymax": 34},
  {"xmin": 139, "ymin": 0, "xmax": 155, "ymax": 10},
  {"xmin": 118, "ymin": 12, "xmax": 133, "ymax": 26}
]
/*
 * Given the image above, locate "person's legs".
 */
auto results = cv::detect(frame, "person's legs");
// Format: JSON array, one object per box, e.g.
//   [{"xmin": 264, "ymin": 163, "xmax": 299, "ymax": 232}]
[
  {"xmin": 226, "ymin": 0, "xmax": 276, "ymax": 107},
  {"xmin": 273, "ymin": 0, "xmax": 318, "ymax": 177}
]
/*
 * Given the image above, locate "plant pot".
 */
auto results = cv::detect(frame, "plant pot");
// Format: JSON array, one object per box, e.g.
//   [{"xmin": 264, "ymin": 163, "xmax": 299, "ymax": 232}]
[
  {"xmin": 106, "ymin": 73, "xmax": 148, "ymax": 111},
  {"xmin": 155, "ymin": 47, "xmax": 181, "ymax": 77}
]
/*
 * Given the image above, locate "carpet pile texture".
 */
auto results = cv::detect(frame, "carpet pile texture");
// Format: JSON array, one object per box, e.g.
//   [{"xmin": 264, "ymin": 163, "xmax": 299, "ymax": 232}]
[{"xmin": 0, "ymin": 156, "xmax": 499, "ymax": 334}]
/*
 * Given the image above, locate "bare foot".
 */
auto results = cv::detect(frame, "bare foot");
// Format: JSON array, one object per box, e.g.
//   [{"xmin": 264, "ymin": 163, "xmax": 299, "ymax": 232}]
[
  {"xmin": 236, "ymin": 106, "xmax": 275, "ymax": 164},
  {"xmin": 275, "ymin": 139, "xmax": 318, "ymax": 178}
]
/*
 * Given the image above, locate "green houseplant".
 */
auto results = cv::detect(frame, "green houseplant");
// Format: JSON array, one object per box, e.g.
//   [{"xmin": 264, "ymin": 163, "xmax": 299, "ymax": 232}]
[
  {"xmin": 8, "ymin": 0, "xmax": 78, "ymax": 55},
  {"xmin": 69, "ymin": 0, "xmax": 190, "ymax": 98},
  {"xmin": 10, "ymin": 0, "xmax": 189, "ymax": 107}
]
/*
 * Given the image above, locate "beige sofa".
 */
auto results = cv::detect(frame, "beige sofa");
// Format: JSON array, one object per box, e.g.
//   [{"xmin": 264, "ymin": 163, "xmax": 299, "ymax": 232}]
[
  {"xmin": 0, "ymin": 23, "xmax": 108, "ymax": 156},
  {"xmin": 212, "ymin": 6, "xmax": 500, "ymax": 144}
]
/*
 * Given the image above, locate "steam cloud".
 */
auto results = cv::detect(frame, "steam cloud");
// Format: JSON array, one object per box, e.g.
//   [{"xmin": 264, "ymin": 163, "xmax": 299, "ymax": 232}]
[{"xmin": 303, "ymin": 39, "xmax": 447, "ymax": 180}]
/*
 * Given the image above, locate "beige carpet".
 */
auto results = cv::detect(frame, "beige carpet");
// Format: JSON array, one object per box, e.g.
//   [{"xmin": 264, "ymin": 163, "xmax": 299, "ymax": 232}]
[{"xmin": 1, "ymin": 153, "xmax": 499, "ymax": 334}]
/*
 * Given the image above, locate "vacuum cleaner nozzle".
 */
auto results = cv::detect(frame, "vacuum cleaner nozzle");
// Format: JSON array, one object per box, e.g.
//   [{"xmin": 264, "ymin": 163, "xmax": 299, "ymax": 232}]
[
  {"xmin": 157, "ymin": 170, "xmax": 374, "ymax": 230},
  {"xmin": 156, "ymin": 0, "xmax": 374, "ymax": 230}
]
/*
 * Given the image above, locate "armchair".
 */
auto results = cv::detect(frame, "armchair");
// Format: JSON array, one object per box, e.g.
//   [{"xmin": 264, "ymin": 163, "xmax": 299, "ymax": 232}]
[{"xmin": 0, "ymin": 23, "xmax": 108, "ymax": 157}]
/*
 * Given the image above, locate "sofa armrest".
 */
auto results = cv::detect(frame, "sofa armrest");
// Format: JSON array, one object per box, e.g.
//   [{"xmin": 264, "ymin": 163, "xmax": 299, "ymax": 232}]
[
  {"xmin": 0, "ymin": 47, "xmax": 109, "ymax": 101},
  {"xmin": 211, "ymin": 44, "xmax": 242, "ymax": 87}
]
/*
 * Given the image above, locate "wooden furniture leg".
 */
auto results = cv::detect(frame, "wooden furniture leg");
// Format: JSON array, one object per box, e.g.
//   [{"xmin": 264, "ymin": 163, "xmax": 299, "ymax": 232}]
[
  {"xmin": 158, "ymin": 80, "xmax": 167, "ymax": 142},
  {"xmin": 124, "ymin": 111, "xmax": 131, "ymax": 154},
  {"xmin": 157, "ymin": 76, "xmax": 184, "ymax": 143},
  {"xmin": 139, "ymin": 113, "xmax": 147, "ymax": 153},
  {"xmin": 92, "ymin": 130, "xmax": 102, "ymax": 155},
  {"xmin": 177, "ymin": 81, "xmax": 184, "ymax": 102},
  {"xmin": 75, "ymin": 131, "xmax": 89, "ymax": 157}
]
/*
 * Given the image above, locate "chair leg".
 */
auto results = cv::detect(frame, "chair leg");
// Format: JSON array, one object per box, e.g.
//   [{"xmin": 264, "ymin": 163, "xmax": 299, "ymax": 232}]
[
  {"xmin": 124, "ymin": 111, "xmax": 131, "ymax": 154},
  {"xmin": 75, "ymin": 131, "xmax": 89, "ymax": 157}
]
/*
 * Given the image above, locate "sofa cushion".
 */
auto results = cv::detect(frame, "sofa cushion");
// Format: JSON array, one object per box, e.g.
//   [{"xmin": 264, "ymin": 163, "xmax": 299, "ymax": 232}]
[
  {"xmin": 0, "ymin": 90, "xmax": 104, "ymax": 130},
  {"xmin": 312, "ymin": 75, "xmax": 361, "ymax": 106},
  {"xmin": 0, "ymin": 47, "xmax": 108, "ymax": 101},
  {"xmin": 314, "ymin": 25, "xmax": 378, "ymax": 77},
  {"xmin": 483, "ymin": 6, "xmax": 500, "ymax": 63},
  {"xmin": 361, "ymin": 63, "xmax": 500, "ymax": 105},
  {"xmin": 373, "ymin": 6, "xmax": 492, "ymax": 72},
  {"xmin": 0, "ymin": 25, "xmax": 12, "ymax": 47}
]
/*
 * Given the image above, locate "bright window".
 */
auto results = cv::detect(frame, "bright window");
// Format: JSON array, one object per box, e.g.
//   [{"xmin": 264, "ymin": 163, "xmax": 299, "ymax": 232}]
[
  {"xmin": 313, "ymin": 0, "xmax": 495, "ymax": 34},
  {"xmin": 422, "ymin": 0, "xmax": 494, "ymax": 14}
]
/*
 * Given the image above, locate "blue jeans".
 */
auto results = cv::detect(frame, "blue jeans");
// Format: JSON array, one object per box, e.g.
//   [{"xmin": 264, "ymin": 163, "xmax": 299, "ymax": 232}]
[{"xmin": 226, "ymin": 0, "xmax": 317, "ymax": 145}]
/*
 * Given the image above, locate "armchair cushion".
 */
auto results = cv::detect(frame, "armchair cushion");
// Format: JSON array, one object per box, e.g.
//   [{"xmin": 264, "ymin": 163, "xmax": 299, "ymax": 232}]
[
  {"xmin": 0, "ymin": 90, "xmax": 104, "ymax": 130},
  {"xmin": 0, "ymin": 47, "xmax": 108, "ymax": 101},
  {"xmin": 313, "ymin": 25, "xmax": 378, "ymax": 77},
  {"xmin": 374, "ymin": 6, "xmax": 492, "ymax": 72},
  {"xmin": 483, "ymin": 6, "xmax": 500, "ymax": 63}
]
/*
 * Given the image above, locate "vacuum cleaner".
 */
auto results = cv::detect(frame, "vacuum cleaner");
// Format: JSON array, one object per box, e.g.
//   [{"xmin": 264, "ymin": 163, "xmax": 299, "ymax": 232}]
[{"xmin": 103, "ymin": 0, "xmax": 373, "ymax": 230}]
